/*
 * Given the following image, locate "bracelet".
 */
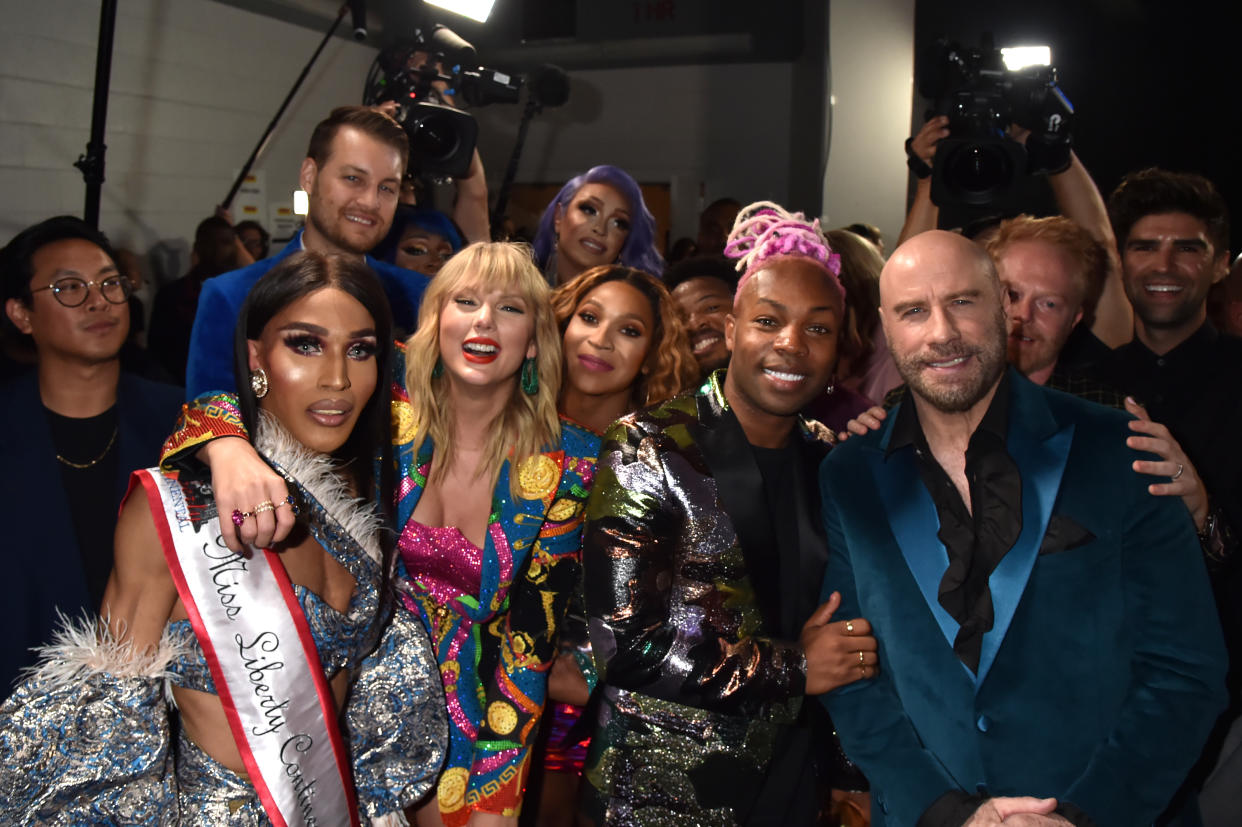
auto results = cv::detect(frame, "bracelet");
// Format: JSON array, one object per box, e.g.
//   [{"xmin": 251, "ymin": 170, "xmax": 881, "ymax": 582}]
[{"xmin": 905, "ymin": 137, "xmax": 933, "ymax": 179}]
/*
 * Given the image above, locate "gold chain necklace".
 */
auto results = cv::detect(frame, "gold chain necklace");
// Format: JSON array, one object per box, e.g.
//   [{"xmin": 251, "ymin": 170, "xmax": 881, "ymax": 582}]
[{"xmin": 56, "ymin": 427, "xmax": 118, "ymax": 469}]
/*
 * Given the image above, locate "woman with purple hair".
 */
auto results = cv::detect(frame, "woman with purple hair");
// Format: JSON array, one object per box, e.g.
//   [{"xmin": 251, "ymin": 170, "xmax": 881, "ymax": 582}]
[{"xmin": 532, "ymin": 165, "xmax": 664, "ymax": 285}]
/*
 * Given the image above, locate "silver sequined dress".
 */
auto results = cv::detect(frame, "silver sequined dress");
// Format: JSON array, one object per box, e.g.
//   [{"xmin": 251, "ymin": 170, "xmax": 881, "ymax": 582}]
[{"xmin": 0, "ymin": 420, "xmax": 448, "ymax": 825}]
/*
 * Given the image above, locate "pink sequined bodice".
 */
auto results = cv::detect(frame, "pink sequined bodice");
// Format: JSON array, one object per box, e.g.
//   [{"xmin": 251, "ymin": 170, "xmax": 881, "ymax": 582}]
[{"xmin": 398, "ymin": 520, "xmax": 484, "ymax": 606}]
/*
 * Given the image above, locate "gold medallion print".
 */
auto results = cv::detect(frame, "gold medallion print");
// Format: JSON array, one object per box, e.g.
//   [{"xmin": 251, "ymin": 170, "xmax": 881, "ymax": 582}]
[
  {"xmin": 391, "ymin": 399, "xmax": 417, "ymax": 445},
  {"xmin": 518, "ymin": 454, "xmax": 558, "ymax": 500},
  {"xmin": 547, "ymin": 497, "xmax": 579, "ymax": 522},
  {"xmin": 438, "ymin": 767, "xmax": 469, "ymax": 810},
  {"xmin": 488, "ymin": 700, "xmax": 519, "ymax": 735}
]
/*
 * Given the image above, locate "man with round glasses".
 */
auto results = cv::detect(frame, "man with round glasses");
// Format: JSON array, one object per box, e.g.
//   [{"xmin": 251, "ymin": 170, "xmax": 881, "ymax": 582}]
[{"xmin": 0, "ymin": 215, "xmax": 183, "ymax": 699}]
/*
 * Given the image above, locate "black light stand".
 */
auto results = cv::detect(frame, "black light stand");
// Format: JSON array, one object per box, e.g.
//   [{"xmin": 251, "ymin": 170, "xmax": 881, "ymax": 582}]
[
  {"xmin": 490, "ymin": 96, "xmax": 543, "ymax": 229},
  {"xmin": 74, "ymin": 0, "xmax": 118, "ymax": 229},
  {"xmin": 220, "ymin": 3, "xmax": 349, "ymax": 209}
]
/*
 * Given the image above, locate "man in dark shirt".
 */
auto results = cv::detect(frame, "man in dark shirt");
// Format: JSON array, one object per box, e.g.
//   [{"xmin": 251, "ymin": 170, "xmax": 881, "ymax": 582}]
[
  {"xmin": 583, "ymin": 203, "xmax": 873, "ymax": 824},
  {"xmin": 821, "ymin": 229, "xmax": 1226, "ymax": 826},
  {"xmin": 0, "ymin": 217, "xmax": 183, "ymax": 697},
  {"xmin": 1096, "ymin": 168, "xmax": 1241, "ymax": 822}
]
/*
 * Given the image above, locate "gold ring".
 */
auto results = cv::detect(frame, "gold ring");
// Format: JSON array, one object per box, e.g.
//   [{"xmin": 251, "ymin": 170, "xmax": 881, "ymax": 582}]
[
  {"xmin": 254, "ymin": 500, "xmax": 275, "ymax": 515},
  {"xmin": 858, "ymin": 650, "xmax": 865, "ymax": 665},
  {"xmin": 845, "ymin": 621, "xmax": 855, "ymax": 634}
]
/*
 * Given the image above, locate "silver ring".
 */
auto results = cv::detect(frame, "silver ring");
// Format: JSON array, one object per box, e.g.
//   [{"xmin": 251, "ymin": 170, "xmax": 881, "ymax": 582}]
[
  {"xmin": 1172, "ymin": 463, "xmax": 1184, "ymax": 481},
  {"xmin": 845, "ymin": 621, "xmax": 855, "ymax": 634}
]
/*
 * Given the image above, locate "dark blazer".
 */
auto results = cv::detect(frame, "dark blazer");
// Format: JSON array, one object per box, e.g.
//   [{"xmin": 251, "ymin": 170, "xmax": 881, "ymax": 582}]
[
  {"xmin": 0, "ymin": 370, "xmax": 184, "ymax": 696},
  {"xmin": 820, "ymin": 370, "xmax": 1228, "ymax": 827}
]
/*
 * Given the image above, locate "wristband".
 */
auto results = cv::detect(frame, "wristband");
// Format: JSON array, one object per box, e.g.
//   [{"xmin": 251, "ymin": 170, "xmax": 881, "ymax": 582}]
[{"xmin": 905, "ymin": 137, "xmax": 933, "ymax": 179}]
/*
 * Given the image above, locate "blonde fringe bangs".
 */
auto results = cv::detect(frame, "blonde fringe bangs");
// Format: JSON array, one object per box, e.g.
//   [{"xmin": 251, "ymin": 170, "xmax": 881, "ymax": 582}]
[{"xmin": 403, "ymin": 242, "xmax": 562, "ymax": 495}]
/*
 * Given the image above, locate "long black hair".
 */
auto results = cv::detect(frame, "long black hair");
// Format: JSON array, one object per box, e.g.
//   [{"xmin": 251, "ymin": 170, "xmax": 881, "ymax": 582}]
[{"xmin": 233, "ymin": 251, "xmax": 398, "ymax": 620}]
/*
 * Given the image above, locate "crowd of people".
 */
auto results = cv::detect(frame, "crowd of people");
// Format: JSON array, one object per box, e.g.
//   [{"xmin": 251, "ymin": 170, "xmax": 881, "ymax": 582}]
[{"xmin": 0, "ymin": 94, "xmax": 1239, "ymax": 827}]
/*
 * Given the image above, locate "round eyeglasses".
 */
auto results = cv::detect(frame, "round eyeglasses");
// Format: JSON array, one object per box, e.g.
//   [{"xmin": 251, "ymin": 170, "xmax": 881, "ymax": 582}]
[{"xmin": 30, "ymin": 276, "xmax": 133, "ymax": 308}]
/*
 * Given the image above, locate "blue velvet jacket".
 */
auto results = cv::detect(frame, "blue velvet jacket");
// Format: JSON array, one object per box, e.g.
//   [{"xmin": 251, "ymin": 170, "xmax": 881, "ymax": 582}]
[{"xmin": 820, "ymin": 370, "xmax": 1227, "ymax": 826}]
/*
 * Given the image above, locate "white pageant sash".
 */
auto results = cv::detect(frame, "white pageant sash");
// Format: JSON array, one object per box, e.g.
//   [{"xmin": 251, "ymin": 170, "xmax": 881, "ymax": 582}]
[{"xmin": 137, "ymin": 469, "xmax": 360, "ymax": 827}]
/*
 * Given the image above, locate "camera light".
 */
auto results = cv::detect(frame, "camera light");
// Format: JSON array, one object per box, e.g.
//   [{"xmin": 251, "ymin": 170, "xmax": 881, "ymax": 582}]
[
  {"xmin": 293, "ymin": 189, "xmax": 309, "ymax": 216},
  {"xmin": 423, "ymin": 0, "xmax": 496, "ymax": 24},
  {"xmin": 1000, "ymin": 46, "xmax": 1051, "ymax": 71}
]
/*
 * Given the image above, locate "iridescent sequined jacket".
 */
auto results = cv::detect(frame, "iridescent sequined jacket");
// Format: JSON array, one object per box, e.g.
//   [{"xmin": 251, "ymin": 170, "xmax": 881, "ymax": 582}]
[
  {"xmin": 581, "ymin": 372, "xmax": 841, "ymax": 824},
  {"xmin": 585, "ymin": 371, "xmax": 833, "ymax": 713}
]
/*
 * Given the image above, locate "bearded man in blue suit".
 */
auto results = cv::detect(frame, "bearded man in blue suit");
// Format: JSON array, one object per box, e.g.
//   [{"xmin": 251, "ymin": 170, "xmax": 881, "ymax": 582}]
[{"xmin": 820, "ymin": 230, "xmax": 1227, "ymax": 826}]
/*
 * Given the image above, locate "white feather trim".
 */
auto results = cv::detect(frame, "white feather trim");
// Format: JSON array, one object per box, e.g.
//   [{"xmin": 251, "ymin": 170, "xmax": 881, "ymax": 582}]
[
  {"xmin": 24, "ymin": 611, "xmax": 194, "ymax": 688},
  {"xmin": 254, "ymin": 412, "xmax": 384, "ymax": 564},
  {"xmin": 369, "ymin": 812, "xmax": 409, "ymax": 827}
]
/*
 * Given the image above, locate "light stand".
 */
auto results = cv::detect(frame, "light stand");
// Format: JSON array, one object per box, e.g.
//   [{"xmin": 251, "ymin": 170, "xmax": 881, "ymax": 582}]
[
  {"xmin": 490, "ymin": 96, "xmax": 544, "ymax": 227},
  {"xmin": 75, "ymin": 0, "xmax": 118, "ymax": 229}
]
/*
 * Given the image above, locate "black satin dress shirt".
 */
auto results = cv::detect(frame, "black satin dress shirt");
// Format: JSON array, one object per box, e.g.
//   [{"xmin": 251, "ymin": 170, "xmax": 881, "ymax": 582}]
[{"xmin": 887, "ymin": 374, "xmax": 1022, "ymax": 674}]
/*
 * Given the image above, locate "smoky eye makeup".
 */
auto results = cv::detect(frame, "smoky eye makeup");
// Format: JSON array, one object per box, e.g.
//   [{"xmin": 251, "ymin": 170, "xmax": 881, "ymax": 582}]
[
  {"xmin": 283, "ymin": 332, "xmax": 322, "ymax": 355},
  {"xmin": 348, "ymin": 338, "xmax": 379, "ymax": 359}
]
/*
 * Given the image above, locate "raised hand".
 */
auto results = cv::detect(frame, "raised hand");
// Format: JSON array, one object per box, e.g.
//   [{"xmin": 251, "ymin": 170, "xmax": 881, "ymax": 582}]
[{"xmin": 1124, "ymin": 397, "xmax": 1209, "ymax": 529}]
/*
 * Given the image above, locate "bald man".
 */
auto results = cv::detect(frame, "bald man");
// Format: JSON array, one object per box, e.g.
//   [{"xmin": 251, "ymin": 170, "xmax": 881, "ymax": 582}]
[{"xmin": 818, "ymin": 230, "xmax": 1226, "ymax": 826}]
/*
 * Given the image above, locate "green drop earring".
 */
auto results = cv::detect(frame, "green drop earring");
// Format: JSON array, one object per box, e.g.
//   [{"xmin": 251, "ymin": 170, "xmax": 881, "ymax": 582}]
[
  {"xmin": 520, "ymin": 356, "xmax": 539, "ymax": 395},
  {"xmin": 432, "ymin": 358, "xmax": 444, "ymax": 379}
]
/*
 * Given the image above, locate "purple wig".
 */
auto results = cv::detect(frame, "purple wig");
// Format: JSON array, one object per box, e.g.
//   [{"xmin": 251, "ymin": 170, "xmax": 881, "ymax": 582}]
[{"xmin": 532, "ymin": 165, "xmax": 664, "ymax": 280}]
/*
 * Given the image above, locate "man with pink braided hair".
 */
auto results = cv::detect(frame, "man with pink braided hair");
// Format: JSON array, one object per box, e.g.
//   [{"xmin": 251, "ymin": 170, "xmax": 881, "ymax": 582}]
[{"xmin": 580, "ymin": 201, "xmax": 871, "ymax": 824}]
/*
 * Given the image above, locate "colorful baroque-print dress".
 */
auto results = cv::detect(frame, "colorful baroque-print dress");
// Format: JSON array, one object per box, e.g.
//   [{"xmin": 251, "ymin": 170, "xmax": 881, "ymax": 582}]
[{"xmin": 391, "ymin": 357, "xmax": 599, "ymax": 825}]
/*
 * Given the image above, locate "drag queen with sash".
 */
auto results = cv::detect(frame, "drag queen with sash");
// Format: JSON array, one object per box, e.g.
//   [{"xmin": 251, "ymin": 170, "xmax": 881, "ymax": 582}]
[
  {"xmin": 0, "ymin": 251, "xmax": 447, "ymax": 824},
  {"xmin": 141, "ymin": 243, "xmax": 600, "ymax": 827}
]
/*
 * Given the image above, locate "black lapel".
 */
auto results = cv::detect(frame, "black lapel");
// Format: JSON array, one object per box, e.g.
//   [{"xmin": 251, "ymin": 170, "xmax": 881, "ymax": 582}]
[
  {"xmin": 689, "ymin": 391, "xmax": 780, "ymax": 620},
  {"xmin": 786, "ymin": 431, "xmax": 831, "ymax": 633}
]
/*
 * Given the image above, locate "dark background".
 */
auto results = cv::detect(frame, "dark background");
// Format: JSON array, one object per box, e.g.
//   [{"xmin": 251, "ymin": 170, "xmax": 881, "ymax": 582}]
[{"xmin": 916, "ymin": 0, "xmax": 1240, "ymax": 252}]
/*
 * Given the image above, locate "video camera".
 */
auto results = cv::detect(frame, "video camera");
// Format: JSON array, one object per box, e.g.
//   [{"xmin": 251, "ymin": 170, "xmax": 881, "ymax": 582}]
[
  {"xmin": 363, "ymin": 25, "xmax": 533, "ymax": 179},
  {"xmin": 918, "ymin": 35, "xmax": 1075, "ymax": 209}
]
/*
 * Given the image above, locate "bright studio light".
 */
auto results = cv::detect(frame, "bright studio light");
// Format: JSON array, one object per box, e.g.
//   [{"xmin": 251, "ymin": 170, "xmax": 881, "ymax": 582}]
[
  {"xmin": 423, "ymin": 0, "xmax": 496, "ymax": 24},
  {"xmin": 1001, "ymin": 45, "xmax": 1051, "ymax": 71},
  {"xmin": 293, "ymin": 189, "xmax": 309, "ymax": 215}
]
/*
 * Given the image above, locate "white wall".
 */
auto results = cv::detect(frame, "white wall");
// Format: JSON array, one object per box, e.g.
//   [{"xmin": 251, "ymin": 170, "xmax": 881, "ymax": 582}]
[
  {"xmin": 472, "ymin": 61, "xmax": 796, "ymax": 243},
  {"xmin": 1, "ymin": 0, "xmax": 915, "ymax": 267},
  {"xmin": 821, "ymin": 0, "xmax": 917, "ymax": 250},
  {"xmin": 0, "ymin": 0, "xmax": 377, "ymax": 263}
]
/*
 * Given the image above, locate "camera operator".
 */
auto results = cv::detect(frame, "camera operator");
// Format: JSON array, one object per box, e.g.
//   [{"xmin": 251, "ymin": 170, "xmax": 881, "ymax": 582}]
[{"xmin": 898, "ymin": 116, "xmax": 1133, "ymax": 354}]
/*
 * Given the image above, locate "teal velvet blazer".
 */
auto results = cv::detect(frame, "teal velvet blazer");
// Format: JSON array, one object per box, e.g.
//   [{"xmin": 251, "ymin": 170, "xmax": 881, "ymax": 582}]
[{"xmin": 820, "ymin": 369, "xmax": 1227, "ymax": 826}]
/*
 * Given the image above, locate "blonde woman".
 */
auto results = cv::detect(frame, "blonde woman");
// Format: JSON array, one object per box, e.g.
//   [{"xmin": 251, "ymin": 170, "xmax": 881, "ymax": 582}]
[{"xmin": 394, "ymin": 243, "xmax": 598, "ymax": 826}]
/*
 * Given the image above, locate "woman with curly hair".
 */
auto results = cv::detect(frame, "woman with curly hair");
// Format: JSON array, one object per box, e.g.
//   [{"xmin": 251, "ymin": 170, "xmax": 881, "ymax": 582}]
[
  {"xmin": 527, "ymin": 265, "xmax": 697, "ymax": 826},
  {"xmin": 552, "ymin": 265, "xmax": 698, "ymax": 435},
  {"xmin": 532, "ymin": 166, "xmax": 664, "ymax": 286}
]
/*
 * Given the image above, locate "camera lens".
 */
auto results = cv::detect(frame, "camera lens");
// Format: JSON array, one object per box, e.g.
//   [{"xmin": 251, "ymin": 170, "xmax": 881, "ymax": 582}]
[
  {"xmin": 942, "ymin": 143, "xmax": 1015, "ymax": 204},
  {"xmin": 408, "ymin": 113, "xmax": 460, "ymax": 161}
]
